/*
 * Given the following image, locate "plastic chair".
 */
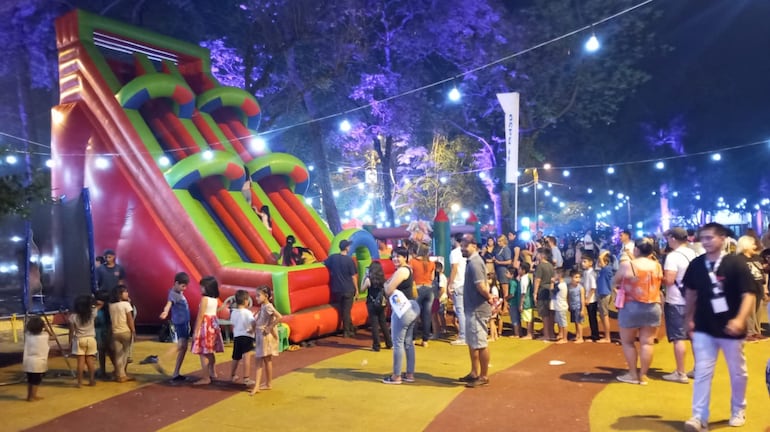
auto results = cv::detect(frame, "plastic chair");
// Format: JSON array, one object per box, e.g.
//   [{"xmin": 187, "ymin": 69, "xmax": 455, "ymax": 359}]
[{"xmin": 277, "ymin": 323, "xmax": 290, "ymax": 352}]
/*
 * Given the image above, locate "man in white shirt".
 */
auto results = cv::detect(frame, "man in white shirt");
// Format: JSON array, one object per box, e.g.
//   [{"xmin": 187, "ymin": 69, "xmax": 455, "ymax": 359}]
[
  {"xmin": 448, "ymin": 234, "xmax": 467, "ymax": 345},
  {"xmin": 619, "ymin": 230, "xmax": 635, "ymax": 262},
  {"xmin": 661, "ymin": 227, "xmax": 697, "ymax": 384}
]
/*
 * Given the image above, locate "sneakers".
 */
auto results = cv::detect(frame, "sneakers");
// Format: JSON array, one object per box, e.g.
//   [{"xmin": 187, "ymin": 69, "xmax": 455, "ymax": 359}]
[
  {"xmin": 457, "ymin": 373, "xmax": 476, "ymax": 383},
  {"xmin": 400, "ymin": 373, "xmax": 415, "ymax": 383},
  {"xmin": 616, "ymin": 373, "xmax": 639, "ymax": 385},
  {"xmin": 728, "ymin": 410, "xmax": 746, "ymax": 427},
  {"xmin": 686, "ymin": 369, "xmax": 695, "ymax": 379},
  {"xmin": 139, "ymin": 355, "xmax": 159, "ymax": 365},
  {"xmin": 684, "ymin": 417, "xmax": 708, "ymax": 432},
  {"xmin": 450, "ymin": 339, "xmax": 467, "ymax": 346},
  {"xmin": 381, "ymin": 376, "xmax": 402, "ymax": 385},
  {"xmin": 465, "ymin": 376, "xmax": 489, "ymax": 388},
  {"xmin": 662, "ymin": 371, "xmax": 689, "ymax": 384}
]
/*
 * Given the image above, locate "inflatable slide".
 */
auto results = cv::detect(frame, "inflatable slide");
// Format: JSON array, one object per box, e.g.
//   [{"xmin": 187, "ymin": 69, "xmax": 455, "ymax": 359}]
[{"xmin": 51, "ymin": 9, "xmax": 385, "ymax": 342}]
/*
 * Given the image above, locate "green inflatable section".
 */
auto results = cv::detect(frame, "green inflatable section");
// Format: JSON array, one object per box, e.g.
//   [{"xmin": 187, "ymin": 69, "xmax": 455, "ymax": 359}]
[
  {"xmin": 164, "ymin": 150, "xmax": 245, "ymax": 191},
  {"xmin": 246, "ymin": 153, "xmax": 309, "ymax": 194},
  {"xmin": 197, "ymin": 86, "xmax": 261, "ymax": 130}
]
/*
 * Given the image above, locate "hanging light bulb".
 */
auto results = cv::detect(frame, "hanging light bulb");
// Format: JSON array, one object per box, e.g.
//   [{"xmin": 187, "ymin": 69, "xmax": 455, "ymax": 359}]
[
  {"xmin": 585, "ymin": 33, "xmax": 600, "ymax": 53},
  {"xmin": 339, "ymin": 119, "xmax": 352, "ymax": 132},
  {"xmin": 448, "ymin": 87, "xmax": 461, "ymax": 102}
]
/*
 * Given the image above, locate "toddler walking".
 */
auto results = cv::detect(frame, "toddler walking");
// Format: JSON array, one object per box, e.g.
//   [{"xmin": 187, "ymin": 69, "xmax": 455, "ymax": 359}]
[
  {"xmin": 23, "ymin": 316, "xmax": 50, "ymax": 401},
  {"xmin": 249, "ymin": 285, "xmax": 283, "ymax": 395}
]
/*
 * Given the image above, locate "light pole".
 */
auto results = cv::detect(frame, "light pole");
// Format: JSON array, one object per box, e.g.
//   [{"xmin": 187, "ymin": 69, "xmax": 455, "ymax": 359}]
[
  {"xmin": 533, "ymin": 168, "xmax": 539, "ymax": 231},
  {"xmin": 626, "ymin": 196, "xmax": 631, "ymax": 230}
]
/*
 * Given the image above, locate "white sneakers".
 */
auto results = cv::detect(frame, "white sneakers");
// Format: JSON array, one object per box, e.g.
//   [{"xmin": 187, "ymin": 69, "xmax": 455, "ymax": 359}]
[
  {"xmin": 450, "ymin": 339, "xmax": 467, "ymax": 346},
  {"xmin": 662, "ymin": 371, "xmax": 689, "ymax": 384},
  {"xmin": 684, "ymin": 410, "xmax": 745, "ymax": 432},
  {"xmin": 728, "ymin": 410, "xmax": 746, "ymax": 427},
  {"xmin": 684, "ymin": 417, "xmax": 708, "ymax": 432}
]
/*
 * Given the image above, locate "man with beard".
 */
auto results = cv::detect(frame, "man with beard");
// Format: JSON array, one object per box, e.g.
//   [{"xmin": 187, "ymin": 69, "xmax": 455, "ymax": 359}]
[{"xmin": 457, "ymin": 236, "xmax": 495, "ymax": 388}]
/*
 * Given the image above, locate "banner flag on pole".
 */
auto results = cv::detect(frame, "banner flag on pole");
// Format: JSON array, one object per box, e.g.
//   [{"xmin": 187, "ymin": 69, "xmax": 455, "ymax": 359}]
[{"xmin": 496, "ymin": 92, "xmax": 519, "ymax": 184}]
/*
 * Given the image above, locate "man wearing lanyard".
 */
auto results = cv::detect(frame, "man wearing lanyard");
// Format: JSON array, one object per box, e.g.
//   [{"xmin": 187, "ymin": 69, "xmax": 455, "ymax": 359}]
[{"xmin": 682, "ymin": 223, "xmax": 755, "ymax": 431}]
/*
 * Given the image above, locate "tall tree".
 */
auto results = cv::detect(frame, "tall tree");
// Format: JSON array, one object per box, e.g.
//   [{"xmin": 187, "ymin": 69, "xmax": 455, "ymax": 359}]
[{"xmin": 443, "ymin": 0, "xmax": 662, "ymax": 233}]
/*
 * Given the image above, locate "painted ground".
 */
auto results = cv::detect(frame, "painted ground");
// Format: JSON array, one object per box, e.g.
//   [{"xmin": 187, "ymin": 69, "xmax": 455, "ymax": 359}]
[{"xmin": 1, "ymin": 325, "xmax": 769, "ymax": 432}]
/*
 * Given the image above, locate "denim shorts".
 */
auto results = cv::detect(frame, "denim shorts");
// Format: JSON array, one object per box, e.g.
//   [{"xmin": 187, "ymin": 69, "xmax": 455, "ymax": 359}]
[
  {"xmin": 466, "ymin": 309, "xmax": 491, "ymax": 349},
  {"xmin": 618, "ymin": 301, "xmax": 661, "ymax": 329},
  {"xmin": 569, "ymin": 309, "xmax": 584, "ymax": 324},
  {"xmin": 508, "ymin": 305, "xmax": 521, "ymax": 326},
  {"xmin": 664, "ymin": 303, "xmax": 687, "ymax": 341}
]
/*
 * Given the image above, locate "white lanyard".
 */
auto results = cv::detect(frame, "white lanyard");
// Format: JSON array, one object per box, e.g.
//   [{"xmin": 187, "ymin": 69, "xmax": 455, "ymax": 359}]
[{"xmin": 705, "ymin": 253, "xmax": 725, "ymax": 295}]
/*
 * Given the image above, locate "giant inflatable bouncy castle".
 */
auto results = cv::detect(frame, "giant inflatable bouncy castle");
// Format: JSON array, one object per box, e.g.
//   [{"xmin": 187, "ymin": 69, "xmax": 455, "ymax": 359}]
[{"xmin": 51, "ymin": 10, "xmax": 384, "ymax": 343}]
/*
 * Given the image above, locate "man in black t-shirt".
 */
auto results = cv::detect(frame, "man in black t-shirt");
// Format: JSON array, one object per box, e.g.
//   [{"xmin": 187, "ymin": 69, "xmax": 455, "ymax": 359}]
[
  {"xmin": 682, "ymin": 223, "xmax": 755, "ymax": 431},
  {"xmin": 325, "ymin": 239, "xmax": 359, "ymax": 338}
]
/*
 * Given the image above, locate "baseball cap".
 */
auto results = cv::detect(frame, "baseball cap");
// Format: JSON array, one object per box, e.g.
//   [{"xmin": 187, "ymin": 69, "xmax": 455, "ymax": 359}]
[
  {"xmin": 103, "ymin": 249, "xmax": 116, "ymax": 256},
  {"xmin": 339, "ymin": 239, "xmax": 351, "ymax": 251},
  {"xmin": 664, "ymin": 227, "xmax": 688, "ymax": 241}
]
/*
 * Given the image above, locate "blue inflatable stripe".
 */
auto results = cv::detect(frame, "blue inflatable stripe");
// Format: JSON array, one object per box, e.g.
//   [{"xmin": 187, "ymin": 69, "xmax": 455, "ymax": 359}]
[
  {"xmin": 294, "ymin": 180, "xmax": 309, "ymax": 195},
  {"xmin": 174, "ymin": 170, "xmax": 202, "ymax": 190},
  {"xmin": 252, "ymin": 165, "xmax": 273, "ymax": 182},
  {"xmin": 178, "ymin": 101, "xmax": 194, "ymax": 119},
  {"xmin": 123, "ymin": 88, "xmax": 150, "ymax": 110},
  {"xmin": 199, "ymin": 97, "xmax": 223, "ymax": 114}
]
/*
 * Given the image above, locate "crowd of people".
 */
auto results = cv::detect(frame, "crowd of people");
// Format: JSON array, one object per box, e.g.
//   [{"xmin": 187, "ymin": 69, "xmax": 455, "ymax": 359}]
[
  {"xmin": 360, "ymin": 222, "xmax": 766, "ymax": 431},
  {"xmin": 19, "ymin": 224, "xmax": 767, "ymax": 430}
]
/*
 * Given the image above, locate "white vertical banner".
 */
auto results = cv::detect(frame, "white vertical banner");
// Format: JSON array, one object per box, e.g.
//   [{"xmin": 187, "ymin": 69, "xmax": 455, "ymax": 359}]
[{"xmin": 496, "ymin": 92, "xmax": 519, "ymax": 184}]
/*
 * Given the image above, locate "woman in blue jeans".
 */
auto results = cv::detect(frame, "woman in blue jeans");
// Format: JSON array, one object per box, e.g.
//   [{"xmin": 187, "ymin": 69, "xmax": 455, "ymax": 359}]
[
  {"xmin": 411, "ymin": 243, "xmax": 436, "ymax": 346},
  {"xmin": 382, "ymin": 247, "xmax": 420, "ymax": 385}
]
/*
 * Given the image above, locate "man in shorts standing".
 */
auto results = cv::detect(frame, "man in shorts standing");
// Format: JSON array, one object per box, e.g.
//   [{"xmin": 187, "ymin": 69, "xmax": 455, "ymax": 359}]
[
  {"xmin": 661, "ymin": 228, "xmax": 696, "ymax": 384},
  {"xmin": 458, "ymin": 236, "xmax": 494, "ymax": 388}
]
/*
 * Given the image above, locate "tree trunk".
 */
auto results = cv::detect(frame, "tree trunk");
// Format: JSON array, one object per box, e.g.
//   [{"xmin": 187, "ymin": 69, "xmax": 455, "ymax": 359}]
[
  {"xmin": 373, "ymin": 135, "xmax": 395, "ymax": 226},
  {"xmin": 303, "ymin": 98, "xmax": 341, "ymax": 234},
  {"xmin": 14, "ymin": 41, "xmax": 34, "ymax": 185}
]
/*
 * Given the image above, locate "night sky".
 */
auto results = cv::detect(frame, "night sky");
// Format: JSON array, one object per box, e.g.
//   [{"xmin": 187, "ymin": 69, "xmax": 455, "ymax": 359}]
[{"xmin": 621, "ymin": 0, "xmax": 770, "ymax": 151}]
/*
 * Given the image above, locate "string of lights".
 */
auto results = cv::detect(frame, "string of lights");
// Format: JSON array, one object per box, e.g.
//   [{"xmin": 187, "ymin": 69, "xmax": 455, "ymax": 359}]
[{"xmin": 1, "ymin": 0, "xmax": 656, "ymax": 156}]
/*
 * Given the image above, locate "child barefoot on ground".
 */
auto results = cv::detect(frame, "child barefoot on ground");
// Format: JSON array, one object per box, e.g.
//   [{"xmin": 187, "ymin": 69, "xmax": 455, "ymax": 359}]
[
  {"xmin": 229, "ymin": 290, "xmax": 256, "ymax": 387},
  {"xmin": 191, "ymin": 276, "xmax": 225, "ymax": 385},
  {"xmin": 69, "ymin": 294, "xmax": 101, "ymax": 387},
  {"xmin": 567, "ymin": 269, "xmax": 586, "ymax": 343},
  {"xmin": 109, "ymin": 286, "xmax": 135, "ymax": 383},
  {"xmin": 249, "ymin": 285, "xmax": 283, "ymax": 395},
  {"xmin": 518, "ymin": 262, "xmax": 535, "ymax": 339},
  {"xmin": 159, "ymin": 272, "xmax": 191, "ymax": 381},
  {"xmin": 553, "ymin": 270, "xmax": 569, "ymax": 344},
  {"xmin": 23, "ymin": 316, "xmax": 50, "ymax": 401}
]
